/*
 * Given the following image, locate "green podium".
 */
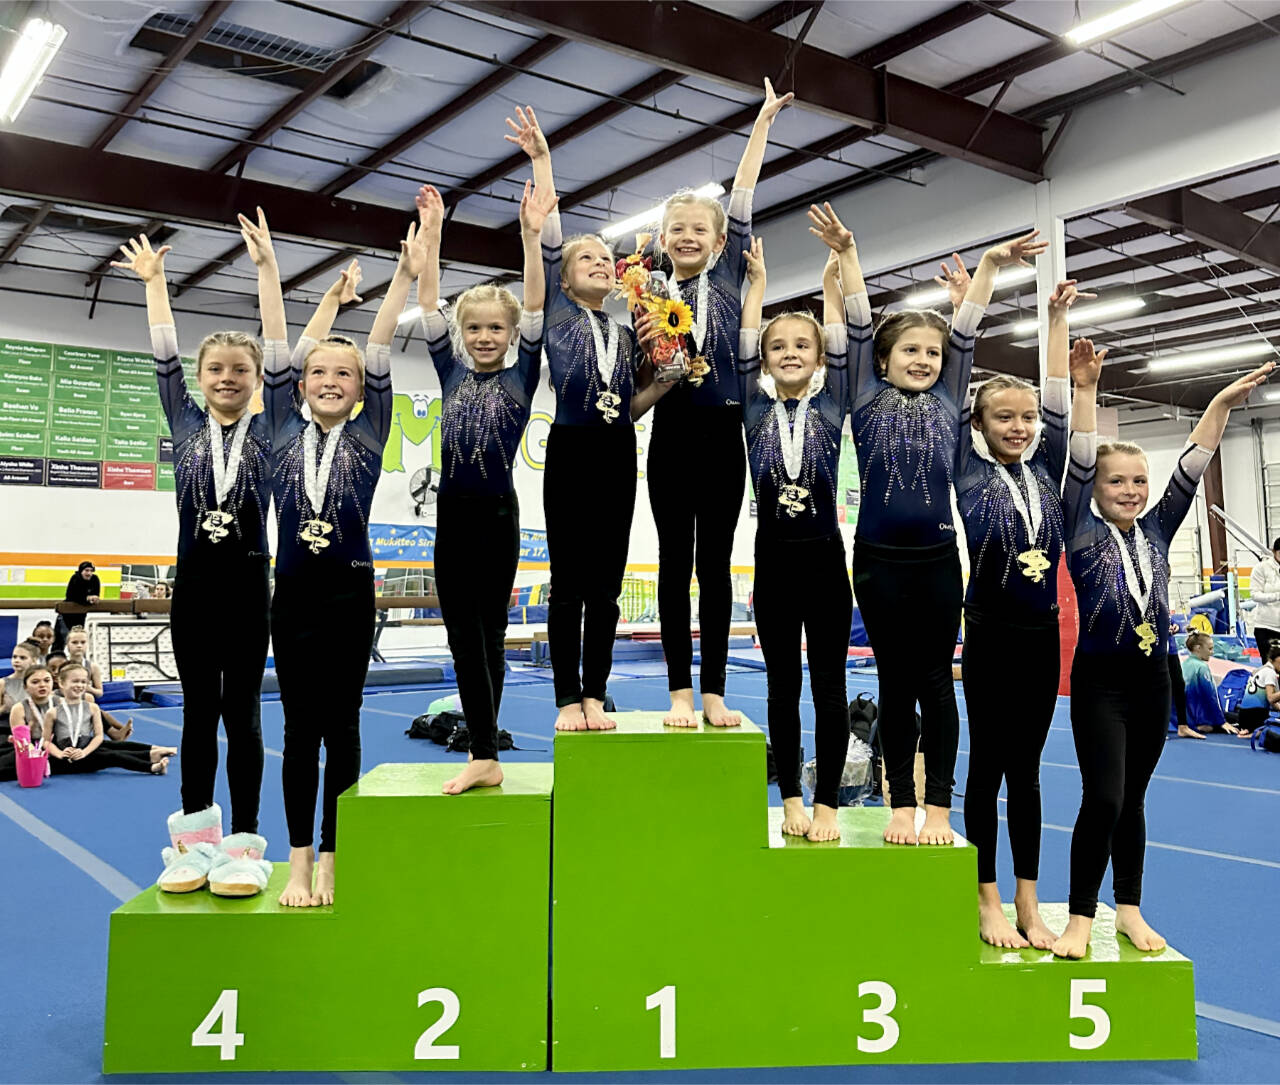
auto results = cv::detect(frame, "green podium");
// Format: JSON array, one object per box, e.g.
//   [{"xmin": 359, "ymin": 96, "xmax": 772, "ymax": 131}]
[
  {"xmin": 103, "ymin": 714, "xmax": 1196, "ymax": 1074},
  {"xmin": 103, "ymin": 764, "xmax": 552, "ymax": 1073},
  {"xmin": 550, "ymin": 713, "xmax": 1196, "ymax": 1070}
]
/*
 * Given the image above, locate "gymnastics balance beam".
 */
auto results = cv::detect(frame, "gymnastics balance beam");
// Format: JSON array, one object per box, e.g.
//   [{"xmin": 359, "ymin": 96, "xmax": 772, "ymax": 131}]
[{"xmin": 103, "ymin": 717, "xmax": 1194, "ymax": 1073}]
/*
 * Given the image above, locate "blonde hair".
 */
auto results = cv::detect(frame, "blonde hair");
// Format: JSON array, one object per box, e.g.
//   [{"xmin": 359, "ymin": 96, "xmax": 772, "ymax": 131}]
[
  {"xmin": 58, "ymin": 662, "xmax": 89, "ymax": 684},
  {"xmin": 661, "ymin": 190, "xmax": 727, "ymax": 237},
  {"xmin": 454, "ymin": 284, "xmax": 521, "ymax": 330},
  {"xmin": 1096, "ymin": 440, "xmax": 1148, "ymax": 469},
  {"xmin": 302, "ymin": 336, "xmax": 366, "ymax": 387},
  {"xmin": 196, "ymin": 330, "xmax": 263, "ymax": 376},
  {"xmin": 972, "ymin": 375, "xmax": 1037, "ymax": 426},
  {"xmin": 873, "ymin": 309, "xmax": 950, "ymax": 376},
  {"xmin": 759, "ymin": 311, "xmax": 828, "ymax": 399},
  {"xmin": 1185, "ymin": 631, "xmax": 1213, "ymax": 653}
]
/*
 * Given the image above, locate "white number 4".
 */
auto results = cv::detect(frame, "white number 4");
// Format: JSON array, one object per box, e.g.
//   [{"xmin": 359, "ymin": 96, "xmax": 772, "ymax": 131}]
[
  {"xmin": 191, "ymin": 989, "xmax": 244, "ymax": 1061},
  {"xmin": 1069, "ymin": 978, "xmax": 1110, "ymax": 1050}
]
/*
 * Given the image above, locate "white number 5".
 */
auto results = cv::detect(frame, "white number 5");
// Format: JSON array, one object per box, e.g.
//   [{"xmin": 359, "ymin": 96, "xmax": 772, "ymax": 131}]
[
  {"xmin": 1069, "ymin": 978, "xmax": 1110, "ymax": 1050},
  {"xmin": 414, "ymin": 987, "xmax": 460, "ymax": 1060},
  {"xmin": 857, "ymin": 980, "xmax": 900, "ymax": 1053}
]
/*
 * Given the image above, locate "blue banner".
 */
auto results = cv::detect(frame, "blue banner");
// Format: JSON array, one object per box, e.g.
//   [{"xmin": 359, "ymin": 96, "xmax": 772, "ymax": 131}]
[{"xmin": 369, "ymin": 523, "xmax": 548, "ymax": 565}]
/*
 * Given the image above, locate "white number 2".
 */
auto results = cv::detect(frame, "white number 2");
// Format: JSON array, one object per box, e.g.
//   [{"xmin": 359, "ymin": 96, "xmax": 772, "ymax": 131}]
[
  {"xmin": 191, "ymin": 989, "xmax": 244, "ymax": 1062},
  {"xmin": 414, "ymin": 987, "xmax": 461, "ymax": 1060},
  {"xmin": 645, "ymin": 985, "xmax": 676, "ymax": 1059},
  {"xmin": 1069, "ymin": 978, "xmax": 1110, "ymax": 1050},
  {"xmin": 857, "ymin": 980, "xmax": 900, "ymax": 1053}
]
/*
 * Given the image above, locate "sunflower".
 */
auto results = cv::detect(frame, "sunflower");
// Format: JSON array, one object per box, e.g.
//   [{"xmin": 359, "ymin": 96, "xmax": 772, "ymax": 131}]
[{"xmin": 657, "ymin": 297, "xmax": 694, "ymax": 337}]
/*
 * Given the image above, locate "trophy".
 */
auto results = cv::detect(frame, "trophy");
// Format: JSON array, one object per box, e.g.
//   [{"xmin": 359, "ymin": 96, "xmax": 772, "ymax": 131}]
[{"xmin": 613, "ymin": 235, "xmax": 702, "ymax": 385}]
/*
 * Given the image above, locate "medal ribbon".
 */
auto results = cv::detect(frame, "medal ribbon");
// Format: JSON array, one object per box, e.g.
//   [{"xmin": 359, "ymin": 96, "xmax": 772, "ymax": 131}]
[
  {"xmin": 999, "ymin": 464, "xmax": 1043, "ymax": 547},
  {"xmin": 208, "ymin": 413, "xmax": 251, "ymax": 509},
  {"xmin": 581, "ymin": 306, "xmax": 620, "ymax": 389},
  {"xmin": 1107, "ymin": 520, "xmax": 1154, "ymax": 620},
  {"xmin": 682, "ymin": 271, "xmax": 710, "ymax": 353},
  {"xmin": 773, "ymin": 396, "xmax": 812, "ymax": 481},
  {"xmin": 302, "ymin": 420, "xmax": 346, "ymax": 520},
  {"xmin": 65, "ymin": 700, "xmax": 86, "ymax": 747}
]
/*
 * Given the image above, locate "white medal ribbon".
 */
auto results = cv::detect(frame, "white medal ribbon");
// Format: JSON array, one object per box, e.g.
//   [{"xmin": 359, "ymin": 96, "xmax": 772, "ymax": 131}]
[
  {"xmin": 773, "ymin": 396, "xmax": 812, "ymax": 480},
  {"xmin": 208, "ymin": 412, "xmax": 251, "ymax": 509},
  {"xmin": 1107, "ymin": 519, "xmax": 1154, "ymax": 619},
  {"xmin": 581, "ymin": 306, "xmax": 620, "ymax": 389},
  {"xmin": 65, "ymin": 700, "xmax": 86, "ymax": 747},
  {"xmin": 999, "ymin": 464, "xmax": 1043, "ymax": 547},
  {"xmin": 302, "ymin": 420, "xmax": 346, "ymax": 520},
  {"xmin": 683, "ymin": 271, "xmax": 709, "ymax": 353}
]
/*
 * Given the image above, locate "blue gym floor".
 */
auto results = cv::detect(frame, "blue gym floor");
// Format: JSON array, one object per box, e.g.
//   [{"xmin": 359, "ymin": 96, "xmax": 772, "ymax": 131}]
[{"xmin": 3, "ymin": 662, "xmax": 1278, "ymax": 1084}]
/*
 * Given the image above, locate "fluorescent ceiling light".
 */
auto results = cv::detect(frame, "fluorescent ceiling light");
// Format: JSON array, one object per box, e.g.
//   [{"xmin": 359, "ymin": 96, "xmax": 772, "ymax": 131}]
[
  {"xmin": 0, "ymin": 18, "xmax": 67, "ymax": 125},
  {"xmin": 1010, "ymin": 296, "xmax": 1147, "ymax": 337},
  {"xmin": 1064, "ymin": 0, "xmax": 1192, "ymax": 47},
  {"xmin": 600, "ymin": 183, "xmax": 725, "ymax": 241},
  {"xmin": 1146, "ymin": 340, "xmax": 1276, "ymax": 374},
  {"xmin": 904, "ymin": 265, "xmax": 1035, "ymax": 308}
]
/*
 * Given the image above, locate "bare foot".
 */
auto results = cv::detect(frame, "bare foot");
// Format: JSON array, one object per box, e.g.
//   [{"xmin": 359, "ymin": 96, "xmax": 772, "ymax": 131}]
[
  {"xmin": 919, "ymin": 804, "xmax": 954, "ymax": 845},
  {"xmin": 701, "ymin": 693, "xmax": 741, "ymax": 728},
  {"xmin": 780, "ymin": 796, "xmax": 811, "ymax": 836},
  {"xmin": 149, "ymin": 757, "xmax": 169, "ymax": 775},
  {"xmin": 279, "ymin": 846, "xmax": 315, "ymax": 907},
  {"xmin": 807, "ymin": 803, "xmax": 840, "ymax": 842},
  {"xmin": 311, "ymin": 851, "xmax": 335, "ymax": 907},
  {"xmin": 122, "ymin": 718, "xmax": 134, "ymax": 740},
  {"xmin": 1115, "ymin": 904, "xmax": 1166, "ymax": 951},
  {"xmin": 1014, "ymin": 882, "xmax": 1058, "ymax": 950},
  {"xmin": 1176, "ymin": 724, "xmax": 1206, "ymax": 740},
  {"xmin": 443, "ymin": 758, "xmax": 504, "ymax": 795},
  {"xmin": 582, "ymin": 698, "xmax": 616, "ymax": 731},
  {"xmin": 978, "ymin": 883, "xmax": 1028, "ymax": 949},
  {"xmin": 555, "ymin": 704, "xmax": 587, "ymax": 731},
  {"xmin": 663, "ymin": 688, "xmax": 698, "ymax": 728},
  {"xmin": 1051, "ymin": 914, "xmax": 1093, "ymax": 959},
  {"xmin": 884, "ymin": 806, "xmax": 918, "ymax": 845},
  {"xmin": 150, "ymin": 746, "xmax": 178, "ymax": 762}
]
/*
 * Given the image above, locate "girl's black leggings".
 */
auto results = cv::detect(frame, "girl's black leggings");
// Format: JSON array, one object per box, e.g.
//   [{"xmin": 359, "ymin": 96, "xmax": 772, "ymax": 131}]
[
  {"xmin": 1168, "ymin": 652, "xmax": 1187, "ymax": 729},
  {"xmin": 1068, "ymin": 651, "xmax": 1171, "ymax": 918},
  {"xmin": 544, "ymin": 423, "xmax": 636, "ymax": 706},
  {"xmin": 436, "ymin": 492, "xmax": 520, "ymax": 761},
  {"xmin": 647, "ymin": 401, "xmax": 745, "ymax": 698},
  {"xmin": 961, "ymin": 609, "xmax": 1060, "ymax": 883},
  {"xmin": 753, "ymin": 532, "xmax": 852, "ymax": 808},
  {"xmin": 50, "ymin": 747, "xmax": 154, "ymax": 774},
  {"xmin": 273, "ymin": 571, "xmax": 375, "ymax": 854},
  {"xmin": 171, "ymin": 561, "xmax": 269, "ymax": 834},
  {"xmin": 852, "ymin": 538, "xmax": 962, "ymax": 809}
]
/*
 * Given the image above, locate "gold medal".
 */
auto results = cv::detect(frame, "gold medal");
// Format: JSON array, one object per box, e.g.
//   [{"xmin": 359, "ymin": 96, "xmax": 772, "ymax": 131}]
[
  {"xmin": 1135, "ymin": 621, "xmax": 1157, "ymax": 657},
  {"xmin": 778, "ymin": 483, "xmax": 809, "ymax": 517},
  {"xmin": 595, "ymin": 390, "xmax": 621, "ymax": 422},
  {"xmin": 1017, "ymin": 547, "xmax": 1050, "ymax": 584},
  {"xmin": 201, "ymin": 509, "xmax": 233, "ymax": 543},
  {"xmin": 300, "ymin": 518, "xmax": 333, "ymax": 554}
]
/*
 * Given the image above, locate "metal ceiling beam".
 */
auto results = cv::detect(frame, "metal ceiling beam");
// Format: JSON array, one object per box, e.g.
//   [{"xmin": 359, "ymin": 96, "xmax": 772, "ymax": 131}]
[
  {"xmin": 318, "ymin": 33, "xmax": 565, "ymax": 198},
  {"xmin": 1124, "ymin": 189, "xmax": 1280, "ymax": 276},
  {"xmin": 942, "ymin": 40, "xmax": 1071, "ymax": 99},
  {"xmin": 0, "ymin": 132, "xmax": 522, "ymax": 277},
  {"xmin": 1101, "ymin": 316, "xmax": 1280, "ymax": 363},
  {"xmin": 206, "ymin": 0, "xmax": 429, "ymax": 177},
  {"xmin": 437, "ymin": 0, "xmax": 813, "ymax": 209},
  {"xmin": 852, "ymin": 1, "xmax": 1012, "ymax": 68},
  {"xmin": 475, "ymin": 0, "xmax": 1045, "ymax": 180}
]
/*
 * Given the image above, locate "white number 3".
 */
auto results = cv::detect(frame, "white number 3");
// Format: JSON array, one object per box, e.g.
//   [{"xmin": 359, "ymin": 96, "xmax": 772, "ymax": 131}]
[
  {"xmin": 857, "ymin": 980, "xmax": 900, "ymax": 1053},
  {"xmin": 1069, "ymin": 978, "xmax": 1110, "ymax": 1050},
  {"xmin": 191, "ymin": 989, "xmax": 244, "ymax": 1062}
]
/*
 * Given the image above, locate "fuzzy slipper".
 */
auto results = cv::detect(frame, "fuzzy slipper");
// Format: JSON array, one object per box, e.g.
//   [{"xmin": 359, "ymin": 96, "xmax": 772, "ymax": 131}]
[
  {"xmin": 158, "ymin": 841, "xmax": 218, "ymax": 893},
  {"xmin": 208, "ymin": 833, "xmax": 272, "ymax": 898},
  {"xmin": 166, "ymin": 804, "xmax": 224, "ymax": 849}
]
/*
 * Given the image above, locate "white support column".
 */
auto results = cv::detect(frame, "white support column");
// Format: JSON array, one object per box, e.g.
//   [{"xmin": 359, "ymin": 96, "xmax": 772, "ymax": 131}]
[{"xmin": 1034, "ymin": 180, "xmax": 1067, "ymax": 385}]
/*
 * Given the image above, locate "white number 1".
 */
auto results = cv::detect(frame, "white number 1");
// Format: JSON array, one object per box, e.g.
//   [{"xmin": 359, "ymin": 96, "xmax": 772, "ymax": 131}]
[
  {"xmin": 645, "ymin": 985, "xmax": 676, "ymax": 1059},
  {"xmin": 191, "ymin": 989, "xmax": 244, "ymax": 1062}
]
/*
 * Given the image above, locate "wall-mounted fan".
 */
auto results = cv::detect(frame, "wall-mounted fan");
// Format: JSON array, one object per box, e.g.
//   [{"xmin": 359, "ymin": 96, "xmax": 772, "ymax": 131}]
[{"xmin": 410, "ymin": 466, "xmax": 438, "ymax": 517}]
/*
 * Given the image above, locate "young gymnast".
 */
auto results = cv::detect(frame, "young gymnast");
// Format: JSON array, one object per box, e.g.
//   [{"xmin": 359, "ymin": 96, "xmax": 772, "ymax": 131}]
[
  {"xmin": 414, "ymin": 178, "xmax": 555, "ymax": 793},
  {"xmin": 647, "ymin": 78, "xmax": 792, "ymax": 729},
  {"xmin": 956, "ymin": 278, "xmax": 1084, "ymax": 949},
  {"xmin": 2, "ymin": 640, "xmax": 41, "ymax": 712},
  {"xmin": 852, "ymin": 230, "xmax": 1047, "ymax": 846},
  {"xmin": 262, "ymin": 217, "xmax": 408, "ymax": 906},
  {"xmin": 1054, "ymin": 349, "xmax": 1273, "ymax": 958},
  {"xmin": 43, "ymin": 664, "xmax": 167, "ymax": 776},
  {"xmin": 29, "ymin": 622, "xmax": 54, "ymax": 663},
  {"xmin": 0, "ymin": 665, "xmax": 55, "ymax": 783},
  {"xmin": 507, "ymin": 105, "xmax": 669, "ymax": 732},
  {"xmin": 113, "ymin": 219, "xmax": 298, "ymax": 848},
  {"xmin": 737, "ymin": 206, "xmax": 862, "ymax": 841},
  {"xmin": 64, "ymin": 627, "xmax": 102, "ymax": 697},
  {"xmin": 1236, "ymin": 643, "xmax": 1280, "ymax": 737},
  {"xmin": 1180, "ymin": 632, "xmax": 1246, "ymax": 735}
]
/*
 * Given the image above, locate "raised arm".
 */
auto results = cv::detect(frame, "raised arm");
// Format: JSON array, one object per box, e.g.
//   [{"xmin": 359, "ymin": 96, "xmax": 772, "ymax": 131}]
[
  {"xmin": 415, "ymin": 184, "xmax": 443, "ymax": 313},
  {"xmin": 112, "ymin": 234, "xmax": 174, "ymax": 328},
  {"xmin": 239, "ymin": 207, "xmax": 286, "ymax": 342},
  {"xmin": 1188, "ymin": 363, "xmax": 1274, "ymax": 452},
  {"xmin": 737, "ymin": 236, "xmax": 766, "ymax": 407},
  {"xmin": 371, "ymin": 222, "xmax": 425, "ymax": 349},
  {"xmin": 733, "ymin": 78, "xmax": 794, "ymax": 191},
  {"xmin": 519, "ymin": 178, "xmax": 557, "ymax": 315},
  {"xmin": 1040, "ymin": 279, "xmax": 1092, "ymax": 483},
  {"xmin": 964, "ymin": 230, "xmax": 1048, "ymax": 311},
  {"xmin": 1063, "ymin": 337, "xmax": 1105, "ymax": 538},
  {"xmin": 505, "ymin": 106, "xmax": 555, "ymax": 200}
]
